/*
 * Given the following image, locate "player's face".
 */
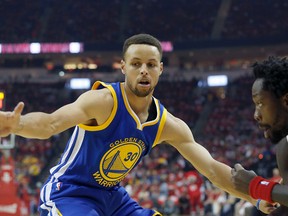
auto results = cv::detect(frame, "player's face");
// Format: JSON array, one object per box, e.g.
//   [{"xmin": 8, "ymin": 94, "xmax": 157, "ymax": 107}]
[
  {"xmin": 252, "ymin": 78, "xmax": 288, "ymax": 143},
  {"xmin": 121, "ymin": 44, "xmax": 163, "ymax": 97}
]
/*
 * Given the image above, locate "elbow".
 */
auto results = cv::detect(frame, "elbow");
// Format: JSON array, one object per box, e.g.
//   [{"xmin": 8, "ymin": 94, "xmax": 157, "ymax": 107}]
[
  {"xmin": 206, "ymin": 171, "xmax": 220, "ymax": 187},
  {"xmin": 38, "ymin": 125, "xmax": 57, "ymax": 139},
  {"xmin": 34, "ymin": 132, "xmax": 52, "ymax": 140},
  {"xmin": 45, "ymin": 125, "xmax": 58, "ymax": 139},
  {"xmin": 39, "ymin": 134, "xmax": 53, "ymax": 140},
  {"xmin": 204, "ymin": 167, "xmax": 224, "ymax": 189}
]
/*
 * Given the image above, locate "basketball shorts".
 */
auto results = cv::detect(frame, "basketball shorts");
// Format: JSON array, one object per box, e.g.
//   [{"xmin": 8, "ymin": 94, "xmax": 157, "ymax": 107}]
[{"xmin": 39, "ymin": 184, "xmax": 161, "ymax": 216}]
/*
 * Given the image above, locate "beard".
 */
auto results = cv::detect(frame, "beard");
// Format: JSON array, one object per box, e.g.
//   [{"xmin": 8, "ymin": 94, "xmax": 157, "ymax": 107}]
[
  {"xmin": 269, "ymin": 112, "xmax": 288, "ymax": 144},
  {"xmin": 270, "ymin": 129, "xmax": 286, "ymax": 144},
  {"xmin": 270, "ymin": 123, "xmax": 288, "ymax": 144},
  {"xmin": 133, "ymin": 87, "xmax": 153, "ymax": 97},
  {"xmin": 127, "ymin": 81, "xmax": 155, "ymax": 97}
]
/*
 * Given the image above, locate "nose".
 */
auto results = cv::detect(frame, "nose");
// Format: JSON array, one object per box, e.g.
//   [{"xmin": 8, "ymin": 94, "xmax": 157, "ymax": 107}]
[
  {"xmin": 254, "ymin": 110, "xmax": 261, "ymax": 122},
  {"xmin": 140, "ymin": 64, "xmax": 148, "ymax": 75}
]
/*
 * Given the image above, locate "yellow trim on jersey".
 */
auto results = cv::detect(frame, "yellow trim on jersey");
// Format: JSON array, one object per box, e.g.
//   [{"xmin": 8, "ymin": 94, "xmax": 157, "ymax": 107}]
[
  {"xmin": 56, "ymin": 207, "xmax": 63, "ymax": 216},
  {"xmin": 152, "ymin": 108, "xmax": 167, "ymax": 148},
  {"xmin": 153, "ymin": 210, "xmax": 163, "ymax": 216},
  {"xmin": 78, "ymin": 81, "xmax": 118, "ymax": 131},
  {"xmin": 142, "ymin": 98, "xmax": 160, "ymax": 128},
  {"xmin": 120, "ymin": 83, "xmax": 161, "ymax": 130},
  {"xmin": 91, "ymin": 80, "xmax": 102, "ymax": 90},
  {"xmin": 120, "ymin": 83, "xmax": 141, "ymax": 129}
]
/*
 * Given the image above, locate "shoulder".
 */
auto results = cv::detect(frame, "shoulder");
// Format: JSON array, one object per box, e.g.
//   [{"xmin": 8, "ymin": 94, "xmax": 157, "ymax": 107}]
[
  {"xmin": 164, "ymin": 112, "xmax": 186, "ymax": 129},
  {"xmin": 159, "ymin": 111, "xmax": 194, "ymax": 145},
  {"xmin": 276, "ymin": 136, "xmax": 288, "ymax": 157},
  {"xmin": 76, "ymin": 87, "xmax": 115, "ymax": 124},
  {"xmin": 275, "ymin": 136, "xmax": 288, "ymax": 182},
  {"xmin": 79, "ymin": 88, "xmax": 114, "ymax": 106}
]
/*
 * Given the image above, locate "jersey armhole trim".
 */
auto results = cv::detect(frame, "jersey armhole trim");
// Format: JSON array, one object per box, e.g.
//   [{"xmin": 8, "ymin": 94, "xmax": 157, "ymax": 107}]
[
  {"xmin": 78, "ymin": 81, "xmax": 118, "ymax": 131},
  {"xmin": 152, "ymin": 108, "xmax": 167, "ymax": 148}
]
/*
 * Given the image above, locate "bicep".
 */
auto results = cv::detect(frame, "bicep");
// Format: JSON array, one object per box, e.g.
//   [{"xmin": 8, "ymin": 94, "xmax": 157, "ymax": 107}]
[
  {"xmin": 49, "ymin": 103, "xmax": 88, "ymax": 133},
  {"xmin": 162, "ymin": 113, "xmax": 215, "ymax": 177},
  {"xmin": 161, "ymin": 113, "xmax": 238, "ymax": 194},
  {"xmin": 49, "ymin": 89, "xmax": 113, "ymax": 134}
]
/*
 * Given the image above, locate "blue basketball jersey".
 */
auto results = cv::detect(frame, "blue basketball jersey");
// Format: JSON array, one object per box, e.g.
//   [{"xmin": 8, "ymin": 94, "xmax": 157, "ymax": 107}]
[{"xmin": 39, "ymin": 81, "xmax": 167, "ymax": 215}]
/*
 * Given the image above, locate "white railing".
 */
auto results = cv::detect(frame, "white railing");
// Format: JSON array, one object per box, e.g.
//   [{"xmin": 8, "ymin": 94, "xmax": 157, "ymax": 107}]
[{"xmin": 0, "ymin": 134, "xmax": 15, "ymax": 149}]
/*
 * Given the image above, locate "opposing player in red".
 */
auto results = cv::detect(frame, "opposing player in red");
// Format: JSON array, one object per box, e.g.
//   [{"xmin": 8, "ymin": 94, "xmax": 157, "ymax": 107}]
[{"xmin": 232, "ymin": 56, "xmax": 288, "ymax": 215}]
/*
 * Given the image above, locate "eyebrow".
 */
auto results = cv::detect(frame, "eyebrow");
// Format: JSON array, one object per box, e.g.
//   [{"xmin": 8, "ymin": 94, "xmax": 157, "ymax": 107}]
[
  {"xmin": 252, "ymin": 94, "xmax": 264, "ymax": 102},
  {"xmin": 130, "ymin": 57, "xmax": 158, "ymax": 61}
]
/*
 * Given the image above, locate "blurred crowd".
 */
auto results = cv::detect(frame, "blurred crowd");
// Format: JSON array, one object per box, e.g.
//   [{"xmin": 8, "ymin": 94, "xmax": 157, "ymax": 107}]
[{"xmin": 0, "ymin": 0, "xmax": 287, "ymax": 43}]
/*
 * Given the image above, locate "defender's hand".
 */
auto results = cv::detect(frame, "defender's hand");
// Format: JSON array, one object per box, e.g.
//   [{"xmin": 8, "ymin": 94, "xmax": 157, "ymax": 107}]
[{"xmin": 231, "ymin": 163, "xmax": 257, "ymax": 194}]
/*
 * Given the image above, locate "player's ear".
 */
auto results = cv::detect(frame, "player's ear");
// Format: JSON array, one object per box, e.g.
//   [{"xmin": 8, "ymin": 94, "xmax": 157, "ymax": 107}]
[
  {"xmin": 159, "ymin": 62, "xmax": 163, "ymax": 76},
  {"xmin": 120, "ymin": 60, "xmax": 126, "ymax": 75}
]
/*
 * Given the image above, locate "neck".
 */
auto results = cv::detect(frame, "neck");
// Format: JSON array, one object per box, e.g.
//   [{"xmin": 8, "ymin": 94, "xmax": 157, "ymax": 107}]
[{"xmin": 123, "ymin": 83, "xmax": 153, "ymax": 114}]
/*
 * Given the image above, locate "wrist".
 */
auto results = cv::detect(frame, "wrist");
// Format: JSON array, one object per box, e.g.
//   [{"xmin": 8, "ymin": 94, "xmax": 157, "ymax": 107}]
[
  {"xmin": 256, "ymin": 199, "xmax": 261, "ymax": 210},
  {"xmin": 12, "ymin": 119, "xmax": 24, "ymax": 134},
  {"xmin": 249, "ymin": 176, "xmax": 278, "ymax": 203}
]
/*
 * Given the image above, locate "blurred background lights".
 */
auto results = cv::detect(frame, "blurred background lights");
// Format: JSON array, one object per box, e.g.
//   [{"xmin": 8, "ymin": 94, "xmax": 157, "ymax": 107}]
[
  {"xmin": 30, "ymin": 43, "xmax": 41, "ymax": 54},
  {"xmin": 69, "ymin": 42, "xmax": 81, "ymax": 53}
]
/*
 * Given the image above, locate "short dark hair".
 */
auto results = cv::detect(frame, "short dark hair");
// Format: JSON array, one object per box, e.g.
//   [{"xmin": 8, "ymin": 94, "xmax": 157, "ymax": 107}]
[
  {"xmin": 253, "ymin": 56, "xmax": 288, "ymax": 98},
  {"xmin": 122, "ymin": 33, "xmax": 162, "ymax": 60}
]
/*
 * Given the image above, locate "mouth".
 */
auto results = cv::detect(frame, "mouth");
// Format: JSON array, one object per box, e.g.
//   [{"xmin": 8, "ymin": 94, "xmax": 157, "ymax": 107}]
[
  {"xmin": 138, "ymin": 80, "xmax": 151, "ymax": 87},
  {"xmin": 258, "ymin": 125, "xmax": 271, "ymax": 139}
]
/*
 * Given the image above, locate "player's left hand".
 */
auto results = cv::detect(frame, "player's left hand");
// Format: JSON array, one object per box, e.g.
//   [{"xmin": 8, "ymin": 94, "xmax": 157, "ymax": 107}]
[
  {"xmin": 231, "ymin": 163, "xmax": 257, "ymax": 194},
  {"xmin": 258, "ymin": 199, "xmax": 278, "ymax": 215}
]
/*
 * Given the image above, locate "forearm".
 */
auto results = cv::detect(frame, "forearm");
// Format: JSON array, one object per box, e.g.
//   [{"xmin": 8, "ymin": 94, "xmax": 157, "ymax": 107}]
[
  {"xmin": 187, "ymin": 156, "xmax": 256, "ymax": 205},
  {"xmin": 177, "ymin": 142, "xmax": 256, "ymax": 205},
  {"xmin": 13, "ymin": 112, "xmax": 56, "ymax": 139},
  {"xmin": 211, "ymin": 160, "xmax": 256, "ymax": 205},
  {"xmin": 272, "ymin": 184, "xmax": 288, "ymax": 206}
]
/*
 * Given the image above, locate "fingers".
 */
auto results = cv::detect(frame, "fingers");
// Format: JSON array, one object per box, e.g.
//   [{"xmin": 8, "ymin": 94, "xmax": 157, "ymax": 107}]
[
  {"xmin": 231, "ymin": 163, "xmax": 244, "ymax": 175},
  {"xmin": 234, "ymin": 163, "xmax": 244, "ymax": 171},
  {"xmin": 14, "ymin": 102, "xmax": 24, "ymax": 115}
]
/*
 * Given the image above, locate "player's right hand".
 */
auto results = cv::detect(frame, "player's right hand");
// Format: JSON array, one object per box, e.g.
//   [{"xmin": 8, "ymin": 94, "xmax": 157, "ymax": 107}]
[{"xmin": 0, "ymin": 102, "xmax": 24, "ymax": 137}]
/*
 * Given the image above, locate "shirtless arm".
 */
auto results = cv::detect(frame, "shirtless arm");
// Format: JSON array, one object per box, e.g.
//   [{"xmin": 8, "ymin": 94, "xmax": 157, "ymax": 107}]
[
  {"xmin": 0, "ymin": 88, "xmax": 113, "ymax": 139},
  {"xmin": 232, "ymin": 136, "xmax": 288, "ymax": 206},
  {"xmin": 159, "ymin": 112, "xmax": 275, "ymax": 213}
]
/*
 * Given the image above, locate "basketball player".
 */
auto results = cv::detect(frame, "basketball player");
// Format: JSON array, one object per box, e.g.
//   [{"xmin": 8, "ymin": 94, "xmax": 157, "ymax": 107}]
[
  {"xmin": 0, "ymin": 34, "xmax": 274, "ymax": 215},
  {"xmin": 231, "ymin": 56, "xmax": 288, "ymax": 215}
]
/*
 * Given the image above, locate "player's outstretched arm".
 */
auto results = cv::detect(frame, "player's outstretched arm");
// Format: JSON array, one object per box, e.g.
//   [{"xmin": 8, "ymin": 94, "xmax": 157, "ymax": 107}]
[
  {"xmin": 160, "ymin": 112, "xmax": 276, "ymax": 214},
  {"xmin": 232, "ymin": 135, "xmax": 288, "ymax": 207},
  {"xmin": 1, "ymin": 88, "xmax": 113, "ymax": 139}
]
